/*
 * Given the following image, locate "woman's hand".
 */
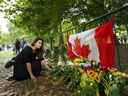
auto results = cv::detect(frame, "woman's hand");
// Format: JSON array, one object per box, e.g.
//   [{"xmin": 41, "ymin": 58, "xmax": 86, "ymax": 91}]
[
  {"xmin": 26, "ymin": 63, "xmax": 37, "ymax": 82},
  {"xmin": 30, "ymin": 74, "xmax": 37, "ymax": 82},
  {"xmin": 41, "ymin": 59, "xmax": 48, "ymax": 64},
  {"xmin": 41, "ymin": 60, "xmax": 45, "ymax": 64}
]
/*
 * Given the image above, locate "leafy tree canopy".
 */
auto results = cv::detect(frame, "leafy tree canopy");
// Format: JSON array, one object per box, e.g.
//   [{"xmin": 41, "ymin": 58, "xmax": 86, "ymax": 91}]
[{"xmin": 0, "ymin": 0, "xmax": 128, "ymax": 43}]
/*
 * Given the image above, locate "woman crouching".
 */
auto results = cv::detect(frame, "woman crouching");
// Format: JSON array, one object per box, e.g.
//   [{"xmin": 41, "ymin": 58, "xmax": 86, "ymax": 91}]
[{"xmin": 13, "ymin": 37, "xmax": 44, "ymax": 81}]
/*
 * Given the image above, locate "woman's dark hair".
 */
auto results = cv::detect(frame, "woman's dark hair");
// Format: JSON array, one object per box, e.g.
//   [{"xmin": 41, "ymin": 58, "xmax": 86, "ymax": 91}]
[
  {"xmin": 31, "ymin": 37, "xmax": 44, "ymax": 54},
  {"xmin": 15, "ymin": 39, "xmax": 21, "ymax": 50}
]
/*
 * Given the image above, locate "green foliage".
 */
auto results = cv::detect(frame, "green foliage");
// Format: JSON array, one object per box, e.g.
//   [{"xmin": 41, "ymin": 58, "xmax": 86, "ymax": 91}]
[
  {"xmin": 4, "ymin": 0, "xmax": 70, "ymax": 35},
  {"xmin": 0, "ymin": 0, "xmax": 3, "ymax": 4},
  {"xmin": 3, "ymin": 0, "xmax": 127, "ymax": 36},
  {"xmin": 0, "ymin": 29, "xmax": 35, "ymax": 44},
  {"xmin": 0, "ymin": 21, "xmax": 37, "ymax": 44},
  {"xmin": 77, "ymin": 73, "xmax": 98, "ymax": 96},
  {"xmin": 1, "ymin": 0, "xmax": 128, "ymax": 50},
  {"xmin": 51, "ymin": 65, "xmax": 99, "ymax": 95},
  {"xmin": 52, "ymin": 65, "xmax": 81, "ymax": 90},
  {"xmin": 116, "ymin": 25, "xmax": 127, "ymax": 37}
]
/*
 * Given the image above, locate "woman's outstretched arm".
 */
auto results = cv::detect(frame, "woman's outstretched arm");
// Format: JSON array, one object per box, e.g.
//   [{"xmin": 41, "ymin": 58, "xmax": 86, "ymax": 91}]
[{"xmin": 26, "ymin": 63, "xmax": 37, "ymax": 81}]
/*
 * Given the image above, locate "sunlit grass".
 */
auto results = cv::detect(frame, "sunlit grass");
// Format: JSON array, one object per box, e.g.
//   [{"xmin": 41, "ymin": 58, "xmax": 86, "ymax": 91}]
[
  {"xmin": 0, "ymin": 50, "xmax": 15, "ymax": 57},
  {"xmin": 0, "ymin": 50, "xmax": 15, "ymax": 64}
]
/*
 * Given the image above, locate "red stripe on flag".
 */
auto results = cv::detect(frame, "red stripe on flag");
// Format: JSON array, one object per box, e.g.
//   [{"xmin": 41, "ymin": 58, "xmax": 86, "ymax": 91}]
[{"xmin": 95, "ymin": 20, "xmax": 116, "ymax": 70}]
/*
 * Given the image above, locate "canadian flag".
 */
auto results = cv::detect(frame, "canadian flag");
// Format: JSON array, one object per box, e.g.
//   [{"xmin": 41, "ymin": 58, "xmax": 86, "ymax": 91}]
[{"xmin": 67, "ymin": 20, "xmax": 116, "ymax": 70}]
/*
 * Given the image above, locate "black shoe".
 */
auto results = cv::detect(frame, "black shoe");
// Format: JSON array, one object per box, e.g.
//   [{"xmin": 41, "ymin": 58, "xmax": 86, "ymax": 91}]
[
  {"xmin": 5, "ymin": 57, "xmax": 16, "ymax": 69},
  {"xmin": 7, "ymin": 76, "xmax": 15, "ymax": 81},
  {"xmin": 5, "ymin": 61, "xmax": 15, "ymax": 68}
]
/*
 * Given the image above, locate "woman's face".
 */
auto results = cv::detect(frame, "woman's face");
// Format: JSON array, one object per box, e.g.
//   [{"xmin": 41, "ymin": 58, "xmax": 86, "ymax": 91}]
[{"xmin": 34, "ymin": 40, "xmax": 43, "ymax": 49}]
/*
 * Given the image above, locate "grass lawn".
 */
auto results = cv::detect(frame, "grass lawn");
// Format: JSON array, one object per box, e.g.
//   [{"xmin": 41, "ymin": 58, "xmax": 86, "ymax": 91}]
[{"xmin": 0, "ymin": 50, "xmax": 15, "ymax": 64}]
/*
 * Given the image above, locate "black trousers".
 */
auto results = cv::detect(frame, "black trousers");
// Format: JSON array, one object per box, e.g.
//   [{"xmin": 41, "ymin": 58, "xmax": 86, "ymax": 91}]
[{"xmin": 14, "ymin": 60, "xmax": 42, "ymax": 81}]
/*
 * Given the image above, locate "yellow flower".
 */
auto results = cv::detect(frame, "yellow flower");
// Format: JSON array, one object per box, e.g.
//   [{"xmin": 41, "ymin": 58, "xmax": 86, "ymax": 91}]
[
  {"xmin": 73, "ymin": 58, "xmax": 82, "ymax": 63},
  {"xmin": 86, "ymin": 69, "xmax": 101, "ymax": 83},
  {"xmin": 112, "ymin": 71, "xmax": 128, "ymax": 77}
]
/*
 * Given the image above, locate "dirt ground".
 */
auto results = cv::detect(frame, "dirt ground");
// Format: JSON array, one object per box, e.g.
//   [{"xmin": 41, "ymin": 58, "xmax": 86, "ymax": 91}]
[{"xmin": 0, "ymin": 64, "xmax": 72, "ymax": 96}]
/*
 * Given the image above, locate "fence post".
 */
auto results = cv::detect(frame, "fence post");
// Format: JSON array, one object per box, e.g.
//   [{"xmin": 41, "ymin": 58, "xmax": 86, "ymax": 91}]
[
  {"xmin": 114, "ymin": 24, "xmax": 122, "ymax": 70},
  {"xmin": 125, "ymin": 16, "xmax": 128, "ymax": 45}
]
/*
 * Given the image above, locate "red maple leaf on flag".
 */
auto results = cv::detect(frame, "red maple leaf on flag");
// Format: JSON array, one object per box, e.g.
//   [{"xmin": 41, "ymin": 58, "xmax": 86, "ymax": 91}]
[
  {"xmin": 67, "ymin": 37, "xmax": 91, "ymax": 60},
  {"xmin": 66, "ymin": 41, "xmax": 77, "ymax": 60},
  {"xmin": 73, "ymin": 37, "xmax": 91, "ymax": 59},
  {"xmin": 81, "ymin": 44, "xmax": 91, "ymax": 58},
  {"xmin": 73, "ymin": 37, "xmax": 81, "ymax": 56}
]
